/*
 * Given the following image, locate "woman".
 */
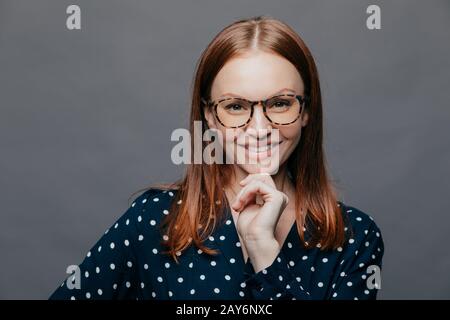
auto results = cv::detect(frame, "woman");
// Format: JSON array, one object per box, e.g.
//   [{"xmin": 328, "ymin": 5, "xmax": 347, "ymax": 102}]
[{"xmin": 50, "ymin": 15, "xmax": 384, "ymax": 300}]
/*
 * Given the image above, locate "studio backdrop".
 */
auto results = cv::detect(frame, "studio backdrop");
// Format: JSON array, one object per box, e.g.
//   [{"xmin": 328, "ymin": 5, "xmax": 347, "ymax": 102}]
[{"xmin": 0, "ymin": 0, "xmax": 449, "ymax": 299}]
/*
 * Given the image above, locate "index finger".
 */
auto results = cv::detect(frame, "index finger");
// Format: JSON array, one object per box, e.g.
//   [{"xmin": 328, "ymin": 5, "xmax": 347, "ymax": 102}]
[{"xmin": 239, "ymin": 172, "xmax": 276, "ymax": 189}]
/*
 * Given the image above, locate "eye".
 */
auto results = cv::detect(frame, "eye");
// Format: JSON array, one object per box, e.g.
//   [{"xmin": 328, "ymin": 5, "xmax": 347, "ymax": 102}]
[
  {"xmin": 225, "ymin": 104, "xmax": 243, "ymax": 111},
  {"xmin": 271, "ymin": 99, "xmax": 293, "ymax": 108},
  {"xmin": 274, "ymin": 101, "xmax": 289, "ymax": 108}
]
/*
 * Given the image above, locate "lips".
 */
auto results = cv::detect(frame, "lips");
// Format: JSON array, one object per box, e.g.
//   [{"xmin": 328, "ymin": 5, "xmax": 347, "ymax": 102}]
[{"xmin": 238, "ymin": 141, "xmax": 282, "ymax": 153}]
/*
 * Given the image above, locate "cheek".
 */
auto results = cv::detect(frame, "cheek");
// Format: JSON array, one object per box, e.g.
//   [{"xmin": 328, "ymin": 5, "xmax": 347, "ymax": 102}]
[
  {"xmin": 217, "ymin": 127, "xmax": 240, "ymax": 150},
  {"xmin": 279, "ymin": 124, "xmax": 302, "ymax": 142},
  {"xmin": 278, "ymin": 125, "xmax": 303, "ymax": 161}
]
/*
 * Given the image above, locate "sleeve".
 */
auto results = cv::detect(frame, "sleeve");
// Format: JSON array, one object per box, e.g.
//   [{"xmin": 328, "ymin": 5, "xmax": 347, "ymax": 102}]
[
  {"xmin": 329, "ymin": 220, "xmax": 384, "ymax": 300},
  {"xmin": 243, "ymin": 251, "xmax": 312, "ymax": 300},
  {"xmin": 49, "ymin": 193, "xmax": 148, "ymax": 300}
]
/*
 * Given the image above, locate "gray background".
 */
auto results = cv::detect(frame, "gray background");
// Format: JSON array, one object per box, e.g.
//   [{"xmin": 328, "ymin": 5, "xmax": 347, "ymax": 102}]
[{"xmin": 1, "ymin": 0, "xmax": 449, "ymax": 299}]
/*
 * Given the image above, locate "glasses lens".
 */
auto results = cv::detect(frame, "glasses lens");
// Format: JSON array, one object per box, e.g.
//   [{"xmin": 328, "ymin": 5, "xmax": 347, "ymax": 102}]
[
  {"xmin": 265, "ymin": 95, "xmax": 301, "ymax": 125},
  {"xmin": 216, "ymin": 98, "xmax": 252, "ymax": 128}
]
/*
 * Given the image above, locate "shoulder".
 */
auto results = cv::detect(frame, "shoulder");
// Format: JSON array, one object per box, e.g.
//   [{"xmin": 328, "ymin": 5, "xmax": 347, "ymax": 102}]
[
  {"xmin": 114, "ymin": 187, "xmax": 179, "ymax": 236},
  {"xmin": 95, "ymin": 187, "xmax": 180, "ymax": 254},
  {"xmin": 338, "ymin": 201, "xmax": 381, "ymax": 231},
  {"xmin": 99, "ymin": 187, "xmax": 180, "ymax": 237},
  {"xmin": 130, "ymin": 187, "xmax": 179, "ymax": 209},
  {"xmin": 337, "ymin": 201, "xmax": 384, "ymax": 250},
  {"xmin": 125, "ymin": 187, "xmax": 179, "ymax": 220}
]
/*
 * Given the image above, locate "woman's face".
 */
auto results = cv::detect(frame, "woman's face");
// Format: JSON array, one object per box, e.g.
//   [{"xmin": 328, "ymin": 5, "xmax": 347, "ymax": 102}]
[{"xmin": 204, "ymin": 50, "xmax": 308, "ymax": 175}]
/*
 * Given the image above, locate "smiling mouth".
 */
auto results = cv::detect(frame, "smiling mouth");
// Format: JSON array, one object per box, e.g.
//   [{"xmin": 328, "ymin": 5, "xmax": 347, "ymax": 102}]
[{"xmin": 238, "ymin": 141, "xmax": 282, "ymax": 153}]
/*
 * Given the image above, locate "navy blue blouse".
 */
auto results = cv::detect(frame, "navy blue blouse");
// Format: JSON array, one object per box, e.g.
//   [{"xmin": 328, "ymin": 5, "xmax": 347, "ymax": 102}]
[{"xmin": 49, "ymin": 188, "xmax": 384, "ymax": 300}]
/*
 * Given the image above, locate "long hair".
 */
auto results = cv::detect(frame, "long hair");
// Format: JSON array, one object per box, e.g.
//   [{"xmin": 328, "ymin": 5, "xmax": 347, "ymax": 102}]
[{"xmin": 131, "ymin": 15, "xmax": 345, "ymax": 262}]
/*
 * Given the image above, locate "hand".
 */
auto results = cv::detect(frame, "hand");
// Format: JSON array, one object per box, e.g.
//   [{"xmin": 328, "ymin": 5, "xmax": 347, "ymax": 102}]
[
  {"xmin": 231, "ymin": 173, "xmax": 289, "ymax": 242},
  {"xmin": 230, "ymin": 173, "xmax": 289, "ymax": 271}
]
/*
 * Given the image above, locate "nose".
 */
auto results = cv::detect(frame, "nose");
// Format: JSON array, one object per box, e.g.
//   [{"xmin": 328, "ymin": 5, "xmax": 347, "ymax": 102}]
[{"xmin": 246, "ymin": 101, "xmax": 272, "ymax": 140}]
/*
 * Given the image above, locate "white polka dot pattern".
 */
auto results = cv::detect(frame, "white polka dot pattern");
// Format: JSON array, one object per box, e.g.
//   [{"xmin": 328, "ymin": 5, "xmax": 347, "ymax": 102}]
[{"xmin": 49, "ymin": 190, "xmax": 384, "ymax": 300}]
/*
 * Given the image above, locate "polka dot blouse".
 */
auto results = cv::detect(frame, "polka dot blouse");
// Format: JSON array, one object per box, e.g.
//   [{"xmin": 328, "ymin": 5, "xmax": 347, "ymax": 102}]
[{"xmin": 49, "ymin": 188, "xmax": 384, "ymax": 300}]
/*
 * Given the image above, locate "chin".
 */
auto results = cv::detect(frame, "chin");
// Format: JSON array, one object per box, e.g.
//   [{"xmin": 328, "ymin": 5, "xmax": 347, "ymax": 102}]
[{"xmin": 237, "ymin": 164, "xmax": 280, "ymax": 175}]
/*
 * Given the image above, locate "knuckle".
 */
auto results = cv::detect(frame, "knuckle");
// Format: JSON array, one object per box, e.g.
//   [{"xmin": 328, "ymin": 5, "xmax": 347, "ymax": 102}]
[
  {"xmin": 276, "ymin": 191, "xmax": 289, "ymax": 204},
  {"xmin": 274, "ymin": 190, "xmax": 284, "ymax": 198}
]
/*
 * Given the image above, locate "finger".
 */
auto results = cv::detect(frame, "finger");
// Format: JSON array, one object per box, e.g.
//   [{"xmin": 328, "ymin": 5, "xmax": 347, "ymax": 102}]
[
  {"xmin": 236, "ymin": 175, "xmax": 281, "ymax": 208},
  {"xmin": 240, "ymin": 174, "xmax": 289, "ymax": 206},
  {"xmin": 255, "ymin": 193, "xmax": 264, "ymax": 205},
  {"xmin": 239, "ymin": 173, "xmax": 276, "ymax": 189},
  {"xmin": 232, "ymin": 180, "xmax": 277, "ymax": 212},
  {"xmin": 238, "ymin": 180, "xmax": 289, "ymax": 208},
  {"xmin": 240, "ymin": 172, "xmax": 270, "ymax": 185}
]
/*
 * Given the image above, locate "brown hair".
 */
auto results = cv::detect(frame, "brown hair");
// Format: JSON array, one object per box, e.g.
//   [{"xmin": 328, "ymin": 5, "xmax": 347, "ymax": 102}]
[{"xmin": 131, "ymin": 15, "xmax": 345, "ymax": 262}]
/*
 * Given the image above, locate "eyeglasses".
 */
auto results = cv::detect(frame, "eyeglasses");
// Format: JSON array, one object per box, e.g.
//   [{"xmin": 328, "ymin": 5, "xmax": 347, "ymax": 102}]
[{"xmin": 201, "ymin": 94, "xmax": 309, "ymax": 128}]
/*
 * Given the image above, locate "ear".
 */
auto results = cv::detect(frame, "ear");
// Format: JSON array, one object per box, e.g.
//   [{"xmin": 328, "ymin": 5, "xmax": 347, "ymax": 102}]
[
  {"xmin": 301, "ymin": 111, "xmax": 309, "ymax": 127},
  {"xmin": 202, "ymin": 100, "xmax": 217, "ymax": 129}
]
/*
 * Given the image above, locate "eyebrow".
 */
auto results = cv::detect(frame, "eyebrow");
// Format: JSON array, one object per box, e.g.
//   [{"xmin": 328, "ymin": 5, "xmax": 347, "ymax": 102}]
[{"xmin": 217, "ymin": 88, "xmax": 297, "ymax": 100}]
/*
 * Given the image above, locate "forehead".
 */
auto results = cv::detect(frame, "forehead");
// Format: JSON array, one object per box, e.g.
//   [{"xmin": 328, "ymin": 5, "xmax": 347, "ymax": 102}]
[{"xmin": 210, "ymin": 51, "xmax": 304, "ymax": 100}]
